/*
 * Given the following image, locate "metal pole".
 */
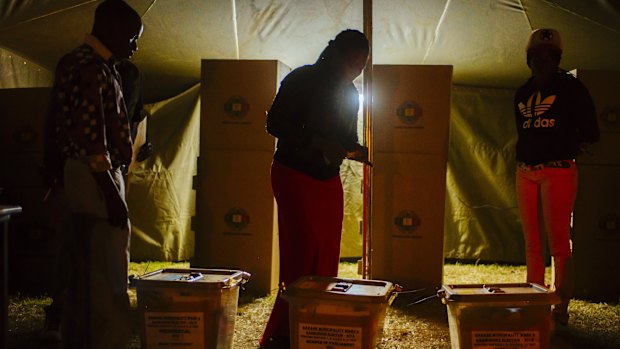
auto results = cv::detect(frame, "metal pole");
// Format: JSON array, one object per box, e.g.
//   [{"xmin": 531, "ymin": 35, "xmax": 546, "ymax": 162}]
[{"xmin": 362, "ymin": 0, "xmax": 373, "ymax": 279}]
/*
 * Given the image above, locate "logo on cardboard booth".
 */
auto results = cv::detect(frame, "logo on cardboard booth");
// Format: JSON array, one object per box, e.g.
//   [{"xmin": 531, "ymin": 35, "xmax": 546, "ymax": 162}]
[
  {"xmin": 600, "ymin": 108, "xmax": 619, "ymax": 128},
  {"xmin": 225, "ymin": 207, "xmax": 250, "ymax": 230},
  {"xmin": 397, "ymin": 101, "xmax": 422, "ymax": 125},
  {"xmin": 598, "ymin": 214, "xmax": 619, "ymax": 233},
  {"xmin": 12, "ymin": 126, "xmax": 39, "ymax": 146},
  {"xmin": 394, "ymin": 210, "xmax": 421, "ymax": 232},
  {"xmin": 224, "ymin": 96, "xmax": 250, "ymax": 119}
]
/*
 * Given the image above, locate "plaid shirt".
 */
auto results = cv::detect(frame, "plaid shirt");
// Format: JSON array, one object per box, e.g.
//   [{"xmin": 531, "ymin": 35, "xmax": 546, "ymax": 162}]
[{"xmin": 52, "ymin": 35, "xmax": 133, "ymax": 172}]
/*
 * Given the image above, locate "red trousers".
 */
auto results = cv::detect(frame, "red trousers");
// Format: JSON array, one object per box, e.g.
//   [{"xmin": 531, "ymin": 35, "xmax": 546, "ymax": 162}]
[
  {"xmin": 260, "ymin": 160, "xmax": 344, "ymax": 344},
  {"xmin": 516, "ymin": 160, "xmax": 577, "ymax": 314}
]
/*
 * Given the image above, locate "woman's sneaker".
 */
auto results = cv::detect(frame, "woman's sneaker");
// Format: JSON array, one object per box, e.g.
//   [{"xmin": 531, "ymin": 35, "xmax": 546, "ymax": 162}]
[{"xmin": 259, "ymin": 336, "xmax": 290, "ymax": 349}]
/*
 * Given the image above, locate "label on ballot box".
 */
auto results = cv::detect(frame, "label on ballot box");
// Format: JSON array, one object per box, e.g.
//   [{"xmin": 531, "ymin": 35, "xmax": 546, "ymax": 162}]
[
  {"xmin": 299, "ymin": 324, "xmax": 362, "ymax": 349},
  {"xmin": 472, "ymin": 330, "xmax": 540, "ymax": 349},
  {"xmin": 145, "ymin": 312, "xmax": 205, "ymax": 349}
]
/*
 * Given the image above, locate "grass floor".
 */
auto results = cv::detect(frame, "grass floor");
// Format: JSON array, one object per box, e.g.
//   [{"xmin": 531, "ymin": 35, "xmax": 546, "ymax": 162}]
[{"xmin": 7, "ymin": 261, "xmax": 620, "ymax": 349}]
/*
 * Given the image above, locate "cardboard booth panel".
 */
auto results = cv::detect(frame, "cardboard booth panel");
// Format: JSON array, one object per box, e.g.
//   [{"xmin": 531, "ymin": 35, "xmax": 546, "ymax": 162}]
[
  {"xmin": 371, "ymin": 65, "xmax": 452, "ymax": 154},
  {"xmin": 370, "ymin": 152, "xmax": 447, "ymax": 294},
  {"xmin": 196, "ymin": 60, "xmax": 286, "ymax": 294},
  {"xmin": 578, "ymin": 131, "xmax": 620, "ymax": 166},
  {"xmin": 200, "ymin": 59, "xmax": 289, "ymax": 152},
  {"xmin": 571, "ymin": 70, "xmax": 620, "ymax": 301},
  {"xmin": 573, "ymin": 164, "xmax": 620, "ymax": 302},
  {"xmin": 193, "ymin": 149, "xmax": 278, "ymax": 295},
  {"xmin": 572, "ymin": 70, "xmax": 620, "ymax": 165},
  {"xmin": 572, "ymin": 69, "xmax": 620, "ymax": 134}
]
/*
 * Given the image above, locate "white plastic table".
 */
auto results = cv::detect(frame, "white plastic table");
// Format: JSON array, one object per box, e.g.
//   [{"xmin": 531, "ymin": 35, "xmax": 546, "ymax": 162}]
[{"xmin": 1, "ymin": 205, "xmax": 22, "ymax": 348}]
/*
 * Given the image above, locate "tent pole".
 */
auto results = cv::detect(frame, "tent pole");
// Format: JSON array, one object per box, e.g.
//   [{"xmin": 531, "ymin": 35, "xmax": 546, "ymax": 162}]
[{"xmin": 362, "ymin": 0, "xmax": 373, "ymax": 280}]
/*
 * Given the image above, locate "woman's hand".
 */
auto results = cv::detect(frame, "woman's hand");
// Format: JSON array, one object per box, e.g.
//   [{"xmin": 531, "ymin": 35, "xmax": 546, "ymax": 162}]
[{"xmin": 346, "ymin": 144, "xmax": 372, "ymax": 166}]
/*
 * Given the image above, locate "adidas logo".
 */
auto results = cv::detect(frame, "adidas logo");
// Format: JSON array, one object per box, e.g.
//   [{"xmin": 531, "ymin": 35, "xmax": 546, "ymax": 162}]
[
  {"xmin": 518, "ymin": 91, "xmax": 556, "ymax": 118},
  {"xmin": 519, "ymin": 91, "xmax": 557, "ymax": 129}
]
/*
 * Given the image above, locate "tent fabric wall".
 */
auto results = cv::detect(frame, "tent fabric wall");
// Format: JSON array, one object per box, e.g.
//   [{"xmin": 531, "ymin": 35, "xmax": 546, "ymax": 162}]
[
  {"xmin": 126, "ymin": 84, "xmax": 200, "ymax": 261},
  {"xmin": 340, "ymin": 160, "xmax": 364, "ymax": 259},
  {"xmin": 0, "ymin": 47, "xmax": 51, "ymax": 88},
  {"xmin": 340, "ymin": 108, "xmax": 366, "ymax": 259},
  {"xmin": 1, "ymin": 1, "xmax": 619, "ymax": 101},
  {"xmin": 445, "ymin": 86, "xmax": 523, "ymax": 263}
]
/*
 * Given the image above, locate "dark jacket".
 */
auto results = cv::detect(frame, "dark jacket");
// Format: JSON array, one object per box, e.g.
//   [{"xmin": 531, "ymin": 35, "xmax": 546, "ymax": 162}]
[
  {"xmin": 267, "ymin": 64, "xmax": 360, "ymax": 179},
  {"xmin": 514, "ymin": 71, "xmax": 599, "ymax": 164}
]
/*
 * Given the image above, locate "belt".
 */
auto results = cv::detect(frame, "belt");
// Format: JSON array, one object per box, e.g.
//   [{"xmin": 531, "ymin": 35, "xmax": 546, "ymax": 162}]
[{"xmin": 518, "ymin": 160, "xmax": 572, "ymax": 171}]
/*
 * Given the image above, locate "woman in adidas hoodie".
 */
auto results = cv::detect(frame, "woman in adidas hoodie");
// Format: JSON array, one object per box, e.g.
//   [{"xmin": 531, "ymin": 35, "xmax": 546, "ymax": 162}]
[{"xmin": 513, "ymin": 28, "xmax": 599, "ymax": 326}]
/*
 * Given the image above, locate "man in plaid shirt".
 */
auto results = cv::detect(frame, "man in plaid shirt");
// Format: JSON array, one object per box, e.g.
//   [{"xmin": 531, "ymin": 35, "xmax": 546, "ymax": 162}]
[{"xmin": 44, "ymin": 1, "xmax": 143, "ymax": 347}]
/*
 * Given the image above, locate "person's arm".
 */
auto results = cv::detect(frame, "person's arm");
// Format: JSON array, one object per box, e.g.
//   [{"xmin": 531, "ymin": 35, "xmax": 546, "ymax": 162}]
[
  {"xmin": 341, "ymin": 85, "xmax": 369, "ymax": 164},
  {"xmin": 122, "ymin": 61, "xmax": 152, "ymax": 163},
  {"xmin": 575, "ymin": 80, "xmax": 600, "ymax": 147},
  {"xmin": 135, "ymin": 110, "xmax": 153, "ymax": 162},
  {"xmin": 136, "ymin": 141, "xmax": 153, "ymax": 162},
  {"xmin": 514, "ymin": 94, "xmax": 522, "ymax": 134}
]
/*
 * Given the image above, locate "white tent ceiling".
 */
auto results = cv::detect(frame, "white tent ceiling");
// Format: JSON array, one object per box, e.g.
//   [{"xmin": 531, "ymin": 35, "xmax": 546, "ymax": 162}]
[{"xmin": 1, "ymin": 0, "xmax": 619, "ymax": 101}]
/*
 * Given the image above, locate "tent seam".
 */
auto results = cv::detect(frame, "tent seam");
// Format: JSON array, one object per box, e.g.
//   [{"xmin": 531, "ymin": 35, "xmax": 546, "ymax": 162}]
[
  {"xmin": 518, "ymin": 0, "xmax": 533, "ymax": 31},
  {"xmin": 539, "ymin": 0, "xmax": 620, "ymax": 34},
  {"xmin": 232, "ymin": 0, "xmax": 240, "ymax": 59},
  {"xmin": 0, "ymin": 0, "xmax": 98, "ymax": 32},
  {"xmin": 422, "ymin": 0, "xmax": 450, "ymax": 63},
  {"xmin": 143, "ymin": 0, "xmax": 158, "ymax": 18}
]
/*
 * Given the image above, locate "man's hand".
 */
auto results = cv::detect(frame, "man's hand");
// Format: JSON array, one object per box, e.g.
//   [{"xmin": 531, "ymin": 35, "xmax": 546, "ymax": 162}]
[
  {"xmin": 92, "ymin": 171, "xmax": 128, "ymax": 229},
  {"xmin": 346, "ymin": 144, "xmax": 372, "ymax": 166},
  {"xmin": 105, "ymin": 191, "xmax": 128, "ymax": 228}
]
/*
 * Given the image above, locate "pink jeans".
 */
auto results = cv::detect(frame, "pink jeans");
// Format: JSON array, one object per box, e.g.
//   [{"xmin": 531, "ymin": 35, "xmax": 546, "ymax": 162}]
[{"xmin": 516, "ymin": 160, "xmax": 577, "ymax": 314}]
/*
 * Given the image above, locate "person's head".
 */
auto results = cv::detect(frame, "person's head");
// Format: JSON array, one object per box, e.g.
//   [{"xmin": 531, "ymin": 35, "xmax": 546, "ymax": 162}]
[
  {"xmin": 317, "ymin": 29, "xmax": 369, "ymax": 82},
  {"xmin": 526, "ymin": 28, "xmax": 562, "ymax": 79},
  {"xmin": 92, "ymin": 0, "xmax": 143, "ymax": 60}
]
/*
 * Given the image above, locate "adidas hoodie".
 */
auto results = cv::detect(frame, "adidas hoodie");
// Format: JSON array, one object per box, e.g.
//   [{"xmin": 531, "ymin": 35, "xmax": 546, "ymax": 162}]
[{"xmin": 514, "ymin": 71, "xmax": 599, "ymax": 165}]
